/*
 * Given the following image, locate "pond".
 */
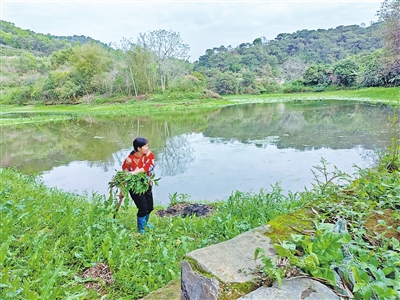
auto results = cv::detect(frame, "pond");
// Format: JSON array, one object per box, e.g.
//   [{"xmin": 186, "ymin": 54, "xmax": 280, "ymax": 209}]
[{"xmin": 1, "ymin": 100, "xmax": 396, "ymax": 205}]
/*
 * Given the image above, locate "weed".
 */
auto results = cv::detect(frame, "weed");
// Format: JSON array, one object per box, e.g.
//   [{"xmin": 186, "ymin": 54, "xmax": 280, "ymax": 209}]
[
  {"xmin": 310, "ymin": 157, "xmax": 351, "ymax": 195},
  {"xmin": 0, "ymin": 168, "xmax": 310, "ymax": 299},
  {"xmin": 378, "ymin": 107, "xmax": 400, "ymax": 172},
  {"xmin": 256, "ymin": 160, "xmax": 400, "ymax": 299}
]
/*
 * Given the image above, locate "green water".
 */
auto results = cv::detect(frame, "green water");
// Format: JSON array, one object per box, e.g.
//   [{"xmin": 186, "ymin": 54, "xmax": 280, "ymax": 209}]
[{"xmin": 1, "ymin": 100, "xmax": 396, "ymax": 204}]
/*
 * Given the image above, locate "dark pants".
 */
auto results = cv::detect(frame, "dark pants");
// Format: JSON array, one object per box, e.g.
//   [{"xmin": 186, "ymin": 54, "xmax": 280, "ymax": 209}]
[{"xmin": 129, "ymin": 186, "xmax": 154, "ymax": 217}]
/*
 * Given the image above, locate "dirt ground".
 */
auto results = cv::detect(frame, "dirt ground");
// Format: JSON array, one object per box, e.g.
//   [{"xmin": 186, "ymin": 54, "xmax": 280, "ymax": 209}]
[
  {"xmin": 156, "ymin": 203, "xmax": 214, "ymax": 218},
  {"xmin": 81, "ymin": 263, "xmax": 113, "ymax": 295}
]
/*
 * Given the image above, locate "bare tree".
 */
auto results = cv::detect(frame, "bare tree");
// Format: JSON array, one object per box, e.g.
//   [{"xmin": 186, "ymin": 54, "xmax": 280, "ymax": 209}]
[
  {"xmin": 377, "ymin": 0, "xmax": 400, "ymax": 85},
  {"xmin": 378, "ymin": 0, "xmax": 400, "ymax": 55},
  {"xmin": 279, "ymin": 57, "xmax": 307, "ymax": 82},
  {"xmin": 117, "ymin": 38, "xmax": 158, "ymax": 95},
  {"xmin": 138, "ymin": 30, "xmax": 190, "ymax": 93}
]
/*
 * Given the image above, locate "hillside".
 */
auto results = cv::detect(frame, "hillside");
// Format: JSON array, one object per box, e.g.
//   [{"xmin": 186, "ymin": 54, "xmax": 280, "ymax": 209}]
[
  {"xmin": 0, "ymin": 20, "xmax": 108, "ymax": 56},
  {"xmin": 196, "ymin": 23, "xmax": 383, "ymax": 68},
  {"xmin": 0, "ymin": 20, "xmax": 397, "ymax": 106},
  {"xmin": 193, "ymin": 23, "xmax": 387, "ymax": 94}
]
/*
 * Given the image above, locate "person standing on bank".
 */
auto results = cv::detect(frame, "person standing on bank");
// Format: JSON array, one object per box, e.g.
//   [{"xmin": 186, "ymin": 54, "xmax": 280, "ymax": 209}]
[{"xmin": 122, "ymin": 137, "xmax": 155, "ymax": 234}]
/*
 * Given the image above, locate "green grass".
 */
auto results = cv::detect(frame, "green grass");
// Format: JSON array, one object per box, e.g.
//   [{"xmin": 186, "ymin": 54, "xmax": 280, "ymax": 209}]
[
  {"xmin": 224, "ymin": 87, "xmax": 400, "ymax": 105},
  {"xmin": 1, "ymin": 87, "xmax": 398, "ymax": 127},
  {"xmin": 2, "ymin": 158, "xmax": 399, "ymax": 299},
  {"xmin": 0, "ymin": 169, "xmax": 307, "ymax": 299},
  {"xmin": 1, "ymin": 89, "xmax": 399, "ymax": 299}
]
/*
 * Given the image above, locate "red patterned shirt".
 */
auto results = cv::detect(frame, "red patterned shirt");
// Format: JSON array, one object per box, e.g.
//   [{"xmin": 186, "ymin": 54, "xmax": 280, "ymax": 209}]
[{"xmin": 122, "ymin": 151, "xmax": 155, "ymax": 177}]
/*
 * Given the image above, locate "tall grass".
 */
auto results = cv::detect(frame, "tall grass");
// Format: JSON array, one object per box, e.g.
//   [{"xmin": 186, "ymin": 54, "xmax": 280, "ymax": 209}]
[{"xmin": 0, "ymin": 168, "xmax": 308, "ymax": 299}]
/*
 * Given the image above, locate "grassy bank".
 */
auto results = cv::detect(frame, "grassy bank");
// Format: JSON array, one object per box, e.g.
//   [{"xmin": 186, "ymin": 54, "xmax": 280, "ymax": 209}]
[
  {"xmin": 1, "ymin": 157, "xmax": 399, "ymax": 299},
  {"xmin": 0, "ymin": 98, "xmax": 230, "ymax": 127},
  {"xmin": 1, "ymin": 169, "xmax": 306, "ymax": 299},
  {"xmin": 224, "ymin": 87, "xmax": 400, "ymax": 105},
  {"xmin": 1, "ymin": 88, "xmax": 399, "ymax": 299},
  {"xmin": 1, "ymin": 87, "xmax": 398, "ymax": 127}
]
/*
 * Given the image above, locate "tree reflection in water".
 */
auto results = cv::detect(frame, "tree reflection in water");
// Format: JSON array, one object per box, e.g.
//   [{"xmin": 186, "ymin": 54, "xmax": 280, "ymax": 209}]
[{"xmin": 157, "ymin": 134, "xmax": 195, "ymax": 176}]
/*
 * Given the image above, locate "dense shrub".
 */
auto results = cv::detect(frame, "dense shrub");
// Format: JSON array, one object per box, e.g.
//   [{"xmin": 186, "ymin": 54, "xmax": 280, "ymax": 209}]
[
  {"xmin": 282, "ymin": 80, "xmax": 312, "ymax": 93},
  {"xmin": 215, "ymin": 72, "xmax": 238, "ymax": 95},
  {"xmin": 258, "ymin": 80, "xmax": 283, "ymax": 94},
  {"xmin": 10, "ymin": 86, "xmax": 32, "ymax": 104},
  {"xmin": 167, "ymin": 74, "xmax": 206, "ymax": 93}
]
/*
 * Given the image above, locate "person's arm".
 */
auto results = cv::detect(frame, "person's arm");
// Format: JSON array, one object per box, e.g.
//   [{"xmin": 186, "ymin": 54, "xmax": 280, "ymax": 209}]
[
  {"xmin": 142, "ymin": 152, "xmax": 155, "ymax": 174},
  {"xmin": 122, "ymin": 156, "xmax": 146, "ymax": 175},
  {"xmin": 128, "ymin": 152, "xmax": 155, "ymax": 175},
  {"xmin": 122, "ymin": 156, "xmax": 132, "ymax": 172},
  {"xmin": 130, "ymin": 168, "xmax": 145, "ymax": 175}
]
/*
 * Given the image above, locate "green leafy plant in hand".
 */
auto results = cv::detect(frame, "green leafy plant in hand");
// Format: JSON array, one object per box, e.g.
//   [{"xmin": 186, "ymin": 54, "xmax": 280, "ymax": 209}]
[
  {"xmin": 109, "ymin": 171, "xmax": 150, "ymax": 194},
  {"xmin": 108, "ymin": 171, "xmax": 160, "ymax": 208}
]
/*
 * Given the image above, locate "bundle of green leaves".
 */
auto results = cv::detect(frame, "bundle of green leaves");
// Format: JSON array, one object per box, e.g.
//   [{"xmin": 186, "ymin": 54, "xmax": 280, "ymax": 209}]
[{"xmin": 109, "ymin": 170, "xmax": 159, "ymax": 196}]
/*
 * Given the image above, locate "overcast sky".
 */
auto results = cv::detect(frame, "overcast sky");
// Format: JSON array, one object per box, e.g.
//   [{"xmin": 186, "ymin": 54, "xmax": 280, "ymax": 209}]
[{"xmin": 1, "ymin": 0, "xmax": 383, "ymax": 61}]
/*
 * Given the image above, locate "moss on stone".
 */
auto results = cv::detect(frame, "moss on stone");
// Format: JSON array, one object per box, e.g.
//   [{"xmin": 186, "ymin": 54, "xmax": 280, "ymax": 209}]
[
  {"xmin": 218, "ymin": 280, "xmax": 259, "ymax": 300},
  {"xmin": 183, "ymin": 256, "xmax": 216, "ymax": 279},
  {"xmin": 184, "ymin": 255, "xmax": 261, "ymax": 299},
  {"xmin": 264, "ymin": 207, "xmax": 315, "ymax": 244},
  {"xmin": 142, "ymin": 278, "xmax": 181, "ymax": 300}
]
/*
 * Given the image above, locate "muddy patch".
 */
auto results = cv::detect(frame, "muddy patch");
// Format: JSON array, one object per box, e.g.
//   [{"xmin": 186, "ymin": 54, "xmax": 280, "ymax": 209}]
[
  {"xmin": 82, "ymin": 263, "xmax": 114, "ymax": 295},
  {"xmin": 156, "ymin": 203, "xmax": 213, "ymax": 218},
  {"xmin": 364, "ymin": 209, "xmax": 400, "ymax": 242}
]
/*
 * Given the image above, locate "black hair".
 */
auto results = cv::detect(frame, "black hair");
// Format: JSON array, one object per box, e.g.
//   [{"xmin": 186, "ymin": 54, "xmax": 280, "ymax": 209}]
[{"xmin": 131, "ymin": 137, "xmax": 148, "ymax": 154}]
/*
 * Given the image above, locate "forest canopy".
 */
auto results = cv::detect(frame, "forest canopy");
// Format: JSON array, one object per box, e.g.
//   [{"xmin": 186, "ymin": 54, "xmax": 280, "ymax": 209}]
[{"xmin": 0, "ymin": 0, "xmax": 399, "ymax": 105}]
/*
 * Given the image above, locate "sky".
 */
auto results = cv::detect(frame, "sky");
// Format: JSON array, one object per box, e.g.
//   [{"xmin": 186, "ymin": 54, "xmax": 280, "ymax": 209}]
[{"xmin": 1, "ymin": 0, "xmax": 383, "ymax": 62}]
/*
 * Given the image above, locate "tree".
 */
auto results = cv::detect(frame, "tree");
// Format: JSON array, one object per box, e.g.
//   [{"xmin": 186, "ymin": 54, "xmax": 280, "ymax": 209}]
[
  {"xmin": 358, "ymin": 51, "xmax": 388, "ymax": 87},
  {"xmin": 333, "ymin": 59, "xmax": 359, "ymax": 86},
  {"xmin": 242, "ymin": 71, "xmax": 256, "ymax": 87},
  {"xmin": 378, "ymin": 0, "xmax": 400, "ymax": 56},
  {"xmin": 303, "ymin": 64, "xmax": 331, "ymax": 86},
  {"xmin": 118, "ymin": 38, "xmax": 158, "ymax": 96},
  {"xmin": 279, "ymin": 58, "xmax": 307, "ymax": 82},
  {"xmin": 215, "ymin": 72, "xmax": 238, "ymax": 95},
  {"xmin": 377, "ymin": 0, "xmax": 400, "ymax": 86},
  {"xmin": 137, "ymin": 30, "xmax": 190, "ymax": 93},
  {"xmin": 68, "ymin": 42, "xmax": 112, "ymax": 93},
  {"xmin": 50, "ymin": 48, "xmax": 73, "ymax": 69}
]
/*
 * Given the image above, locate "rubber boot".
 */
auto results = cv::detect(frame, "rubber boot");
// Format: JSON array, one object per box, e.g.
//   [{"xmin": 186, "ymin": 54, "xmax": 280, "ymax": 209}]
[
  {"xmin": 137, "ymin": 216, "xmax": 146, "ymax": 234},
  {"xmin": 144, "ymin": 213, "xmax": 154, "ymax": 229}
]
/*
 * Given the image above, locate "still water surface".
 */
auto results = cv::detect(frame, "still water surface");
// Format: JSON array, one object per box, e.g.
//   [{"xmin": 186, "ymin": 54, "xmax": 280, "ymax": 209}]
[{"xmin": 1, "ymin": 100, "xmax": 395, "ymax": 205}]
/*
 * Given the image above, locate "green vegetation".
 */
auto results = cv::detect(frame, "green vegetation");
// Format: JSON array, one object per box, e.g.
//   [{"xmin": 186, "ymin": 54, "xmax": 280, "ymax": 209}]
[
  {"xmin": 1, "ymin": 138, "xmax": 399, "ymax": 298},
  {"xmin": 194, "ymin": 0, "xmax": 399, "ymax": 94},
  {"xmin": 0, "ymin": 0, "xmax": 398, "ymax": 106},
  {"xmin": 0, "ymin": 87, "xmax": 398, "ymax": 128},
  {"xmin": 109, "ymin": 171, "xmax": 154, "ymax": 196},
  {"xmin": 0, "ymin": 20, "xmax": 106, "ymax": 55},
  {"xmin": 260, "ymin": 163, "xmax": 400, "ymax": 299},
  {"xmin": 1, "ymin": 1, "xmax": 399, "ymax": 298},
  {"xmin": 108, "ymin": 171, "xmax": 160, "ymax": 215},
  {"xmin": 223, "ymin": 87, "xmax": 400, "ymax": 105},
  {"xmin": 254, "ymin": 120, "xmax": 400, "ymax": 300},
  {"xmin": 379, "ymin": 107, "xmax": 400, "ymax": 171},
  {"xmin": 1, "ymin": 104, "xmax": 399, "ymax": 299},
  {"xmin": 0, "ymin": 168, "xmax": 306, "ymax": 299}
]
